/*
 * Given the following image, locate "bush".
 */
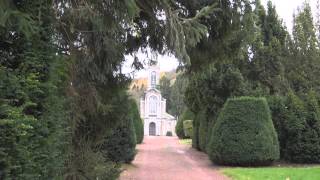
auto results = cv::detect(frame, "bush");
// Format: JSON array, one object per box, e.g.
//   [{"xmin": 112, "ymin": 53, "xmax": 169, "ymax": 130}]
[
  {"xmin": 207, "ymin": 97, "xmax": 280, "ymax": 166},
  {"xmin": 176, "ymin": 109, "xmax": 194, "ymax": 139},
  {"xmin": 129, "ymin": 99, "xmax": 144, "ymax": 144},
  {"xmin": 175, "ymin": 118, "xmax": 185, "ymax": 139},
  {"xmin": 102, "ymin": 117, "xmax": 137, "ymax": 163},
  {"xmin": 192, "ymin": 113, "xmax": 200, "ymax": 150},
  {"xmin": 197, "ymin": 110, "xmax": 208, "ymax": 152},
  {"xmin": 267, "ymin": 95, "xmax": 288, "ymax": 158},
  {"xmin": 166, "ymin": 131, "xmax": 173, "ymax": 136},
  {"xmin": 183, "ymin": 120, "xmax": 193, "ymax": 138},
  {"xmin": 282, "ymin": 91, "xmax": 320, "ymax": 163}
]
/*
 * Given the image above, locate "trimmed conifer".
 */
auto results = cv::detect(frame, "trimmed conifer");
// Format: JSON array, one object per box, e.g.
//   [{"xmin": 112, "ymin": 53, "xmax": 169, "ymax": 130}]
[{"xmin": 207, "ymin": 97, "xmax": 280, "ymax": 166}]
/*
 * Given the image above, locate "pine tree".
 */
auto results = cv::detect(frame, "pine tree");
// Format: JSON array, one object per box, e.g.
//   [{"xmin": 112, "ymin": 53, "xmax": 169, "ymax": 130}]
[
  {"xmin": 159, "ymin": 76, "xmax": 172, "ymax": 113},
  {"xmin": 248, "ymin": 0, "xmax": 288, "ymax": 95},
  {"xmin": 0, "ymin": 1, "xmax": 68, "ymax": 179},
  {"xmin": 287, "ymin": 2, "xmax": 320, "ymax": 92}
]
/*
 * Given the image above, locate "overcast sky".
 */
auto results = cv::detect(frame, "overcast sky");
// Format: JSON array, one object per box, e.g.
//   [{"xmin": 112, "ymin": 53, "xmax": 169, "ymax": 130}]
[{"xmin": 123, "ymin": 0, "xmax": 319, "ymax": 78}]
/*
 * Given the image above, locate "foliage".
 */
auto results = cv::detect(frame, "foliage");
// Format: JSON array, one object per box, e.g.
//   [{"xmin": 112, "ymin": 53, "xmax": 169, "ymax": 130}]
[
  {"xmin": 192, "ymin": 112, "xmax": 200, "ymax": 150},
  {"xmin": 170, "ymin": 73, "xmax": 189, "ymax": 117},
  {"xmin": 183, "ymin": 120, "xmax": 193, "ymax": 138},
  {"xmin": 130, "ymin": 99, "xmax": 144, "ymax": 144},
  {"xmin": 159, "ymin": 76, "xmax": 172, "ymax": 112},
  {"xmin": 176, "ymin": 109, "xmax": 194, "ymax": 139},
  {"xmin": 0, "ymin": 1, "xmax": 69, "ymax": 179},
  {"xmin": 282, "ymin": 91, "xmax": 320, "ymax": 163},
  {"xmin": 185, "ymin": 63, "xmax": 247, "ymax": 152},
  {"xmin": 166, "ymin": 131, "xmax": 173, "ymax": 136},
  {"xmin": 247, "ymin": 1, "xmax": 288, "ymax": 95},
  {"xmin": 286, "ymin": 2, "xmax": 320, "ymax": 92},
  {"xmin": 181, "ymin": 0, "xmax": 320, "ymax": 166},
  {"xmin": 102, "ymin": 113, "xmax": 137, "ymax": 164},
  {"xmin": 175, "ymin": 118, "xmax": 185, "ymax": 139},
  {"xmin": 180, "ymin": 109, "xmax": 195, "ymax": 121},
  {"xmin": 266, "ymin": 95, "xmax": 288, "ymax": 158},
  {"xmin": 54, "ymin": 0, "xmax": 217, "ymax": 177},
  {"xmin": 207, "ymin": 97, "xmax": 279, "ymax": 166},
  {"xmin": 197, "ymin": 110, "xmax": 209, "ymax": 152}
]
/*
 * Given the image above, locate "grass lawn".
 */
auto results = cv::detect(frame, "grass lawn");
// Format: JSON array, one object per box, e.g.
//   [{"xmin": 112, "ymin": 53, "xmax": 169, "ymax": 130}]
[
  {"xmin": 223, "ymin": 166, "xmax": 320, "ymax": 180},
  {"xmin": 179, "ymin": 139, "xmax": 192, "ymax": 145}
]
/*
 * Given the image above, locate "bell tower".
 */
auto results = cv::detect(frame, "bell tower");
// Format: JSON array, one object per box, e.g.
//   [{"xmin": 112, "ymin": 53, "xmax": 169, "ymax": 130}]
[{"xmin": 147, "ymin": 62, "xmax": 160, "ymax": 90}]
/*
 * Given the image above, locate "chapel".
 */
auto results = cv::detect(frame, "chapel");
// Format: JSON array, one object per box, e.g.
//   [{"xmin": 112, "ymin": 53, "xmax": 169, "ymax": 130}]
[{"xmin": 140, "ymin": 64, "xmax": 177, "ymax": 136}]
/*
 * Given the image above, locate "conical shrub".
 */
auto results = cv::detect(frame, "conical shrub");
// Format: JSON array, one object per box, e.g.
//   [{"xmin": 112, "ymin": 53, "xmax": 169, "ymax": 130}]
[{"xmin": 207, "ymin": 97, "xmax": 279, "ymax": 166}]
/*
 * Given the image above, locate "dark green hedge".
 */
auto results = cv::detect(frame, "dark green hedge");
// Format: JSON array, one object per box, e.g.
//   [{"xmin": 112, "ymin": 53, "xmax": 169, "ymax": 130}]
[
  {"xmin": 129, "ymin": 100, "xmax": 144, "ymax": 144},
  {"xmin": 176, "ymin": 118, "xmax": 185, "ymax": 139},
  {"xmin": 102, "ymin": 117, "xmax": 136, "ymax": 163},
  {"xmin": 197, "ymin": 110, "xmax": 208, "ymax": 152},
  {"xmin": 192, "ymin": 118, "xmax": 200, "ymax": 149},
  {"xmin": 270, "ymin": 91, "xmax": 320, "ymax": 163},
  {"xmin": 207, "ymin": 97, "xmax": 280, "ymax": 166},
  {"xmin": 267, "ymin": 91, "xmax": 320, "ymax": 163}
]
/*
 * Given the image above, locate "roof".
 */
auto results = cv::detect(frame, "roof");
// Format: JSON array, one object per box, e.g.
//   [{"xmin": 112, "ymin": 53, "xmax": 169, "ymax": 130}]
[{"xmin": 162, "ymin": 112, "xmax": 176, "ymax": 120}]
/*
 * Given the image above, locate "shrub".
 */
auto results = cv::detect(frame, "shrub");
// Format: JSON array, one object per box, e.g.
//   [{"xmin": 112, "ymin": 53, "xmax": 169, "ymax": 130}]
[
  {"xmin": 129, "ymin": 99, "xmax": 144, "ymax": 144},
  {"xmin": 183, "ymin": 120, "xmax": 193, "ymax": 138},
  {"xmin": 102, "ymin": 117, "xmax": 137, "ymax": 163},
  {"xmin": 283, "ymin": 91, "xmax": 320, "ymax": 163},
  {"xmin": 166, "ymin": 131, "xmax": 173, "ymax": 136},
  {"xmin": 267, "ymin": 95, "xmax": 288, "ymax": 158},
  {"xmin": 176, "ymin": 109, "xmax": 195, "ymax": 139},
  {"xmin": 192, "ymin": 113, "xmax": 200, "ymax": 150},
  {"xmin": 207, "ymin": 97, "xmax": 280, "ymax": 166},
  {"xmin": 197, "ymin": 110, "xmax": 208, "ymax": 152},
  {"xmin": 175, "ymin": 118, "xmax": 185, "ymax": 139}
]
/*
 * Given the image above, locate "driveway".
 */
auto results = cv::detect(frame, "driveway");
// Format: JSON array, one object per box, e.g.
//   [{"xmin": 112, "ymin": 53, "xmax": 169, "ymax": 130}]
[{"xmin": 120, "ymin": 136, "xmax": 229, "ymax": 180}]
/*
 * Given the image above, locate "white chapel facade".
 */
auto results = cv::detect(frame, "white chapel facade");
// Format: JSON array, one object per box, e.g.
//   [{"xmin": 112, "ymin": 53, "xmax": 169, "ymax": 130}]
[{"xmin": 140, "ymin": 64, "xmax": 177, "ymax": 136}]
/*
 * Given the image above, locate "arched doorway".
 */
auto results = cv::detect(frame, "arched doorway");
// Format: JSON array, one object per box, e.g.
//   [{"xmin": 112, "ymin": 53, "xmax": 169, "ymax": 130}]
[{"xmin": 149, "ymin": 122, "xmax": 156, "ymax": 136}]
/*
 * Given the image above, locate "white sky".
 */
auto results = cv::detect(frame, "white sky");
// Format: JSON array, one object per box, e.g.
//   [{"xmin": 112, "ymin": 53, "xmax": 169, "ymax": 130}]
[{"xmin": 123, "ymin": 0, "xmax": 319, "ymax": 78}]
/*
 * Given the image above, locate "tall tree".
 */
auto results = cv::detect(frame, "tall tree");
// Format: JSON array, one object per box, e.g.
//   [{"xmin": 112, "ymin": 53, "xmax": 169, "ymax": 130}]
[
  {"xmin": 247, "ymin": 0, "xmax": 288, "ymax": 95},
  {"xmin": 287, "ymin": 2, "xmax": 320, "ymax": 92},
  {"xmin": 170, "ymin": 73, "xmax": 189, "ymax": 117},
  {"xmin": 54, "ymin": 0, "xmax": 217, "ymax": 178},
  {"xmin": 0, "ymin": 1, "xmax": 69, "ymax": 179},
  {"xmin": 159, "ymin": 76, "xmax": 172, "ymax": 113}
]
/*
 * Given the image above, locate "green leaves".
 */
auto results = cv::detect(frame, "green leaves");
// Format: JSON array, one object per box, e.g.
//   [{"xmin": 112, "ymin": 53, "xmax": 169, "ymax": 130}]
[
  {"xmin": 0, "ymin": 2, "xmax": 36, "ymax": 39},
  {"xmin": 207, "ymin": 97, "xmax": 280, "ymax": 166}
]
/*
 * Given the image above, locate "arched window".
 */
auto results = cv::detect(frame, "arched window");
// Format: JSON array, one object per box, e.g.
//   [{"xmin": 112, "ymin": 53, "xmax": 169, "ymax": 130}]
[
  {"xmin": 149, "ymin": 96, "xmax": 157, "ymax": 114},
  {"xmin": 151, "ymin": 71, "xmax": 156, "ymax": 88}
]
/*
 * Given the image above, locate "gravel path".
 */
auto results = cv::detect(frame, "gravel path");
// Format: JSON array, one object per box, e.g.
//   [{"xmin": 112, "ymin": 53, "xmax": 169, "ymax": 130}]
[{"xmin": 120, "ymin": 136, "xmax": 229, "ymax": 180}]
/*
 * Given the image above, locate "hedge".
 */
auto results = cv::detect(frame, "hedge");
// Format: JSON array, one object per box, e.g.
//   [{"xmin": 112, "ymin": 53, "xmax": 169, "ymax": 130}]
[
  {"xmin": 192, "ymin": 119, "xmax": 200, "ymax": 150},
  {"xmin": 129, "ymin": 100, "xmax": 144, "ymax": 144},
  {"xmin": 282, "ymin": 91, "xmax": 320, "ymax": 163},
  {"xmin": 207, "ymin": 97, "xmax": 280, "ymax": 166},
  {"xmin": 175, "ymin": 118, "xmax": 185, "ymax": 139},
  {"xmin": 102, "ymin": 117, "xmax": 137, "ymax": 163},
  {"xmin": 198, "ymin": 110, "xmax": 209, "ymax": 152}
]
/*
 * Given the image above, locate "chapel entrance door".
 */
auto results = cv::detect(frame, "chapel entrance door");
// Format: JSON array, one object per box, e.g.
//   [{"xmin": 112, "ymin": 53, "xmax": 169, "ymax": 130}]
[{"xmin": 149, "ymin": 122, "xmax": 156, "ymax": 136}]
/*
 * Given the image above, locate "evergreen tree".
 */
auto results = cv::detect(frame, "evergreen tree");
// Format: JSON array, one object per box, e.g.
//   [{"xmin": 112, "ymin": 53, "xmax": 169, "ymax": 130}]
[
  {"xmin": 248, "ymin": 0, "xmax": 288, "ymax": 95},
  {"xmin": 170, "ymin": 73, "xmax": 189, "ymax": 117},
  {"xmin": 159, "ymin": 76, "xmax": 172, "ymax": 113},
  {"xmin": 0, "ymin": 1, "xmax": 69, "ymax": 179},
  {"xmin": 129, "ymin": 99, "xmax": 144, "ymax": 144},
  {"xmin": 287, "ymin": 2, "xmax": 320, "ymax": 92}
]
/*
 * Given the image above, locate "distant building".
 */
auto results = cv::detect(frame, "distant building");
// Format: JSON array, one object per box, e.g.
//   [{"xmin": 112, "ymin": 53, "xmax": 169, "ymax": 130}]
[{"xmin": 140, "ymin": 64, "xmax": 177, "ymax": 136}]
